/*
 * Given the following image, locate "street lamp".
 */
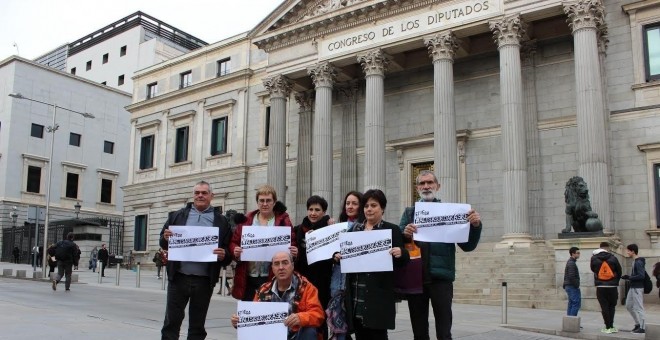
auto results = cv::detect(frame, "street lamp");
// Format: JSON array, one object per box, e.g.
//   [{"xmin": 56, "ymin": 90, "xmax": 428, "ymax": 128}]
[
  {"xmin": 10, "ymin": 206, "xmax": 18, "ymax": 227},
  {"xmin": 8, "ymin": 93, "xmax": 95, "ymax": 278},
  {"xmin": 74, "ymin": 202, "xmax": 81, "ymax": 219}
]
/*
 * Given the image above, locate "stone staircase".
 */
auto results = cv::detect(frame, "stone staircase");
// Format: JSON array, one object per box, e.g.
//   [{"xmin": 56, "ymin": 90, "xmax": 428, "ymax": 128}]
[{"xmin": 453, "ymin": 241, "xmax": 568, "ymax": 310}]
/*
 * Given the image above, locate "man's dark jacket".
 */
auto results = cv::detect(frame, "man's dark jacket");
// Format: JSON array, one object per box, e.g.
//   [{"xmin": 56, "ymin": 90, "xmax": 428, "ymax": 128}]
[
  {"xmin": 98, "ymin": 247, "xmax": 109, "ymax": 263},
  {"xmin": 590, "ymin": 249, "xmax": 622, "ymax": 287},
  {"xmin": 159, "ymin": 203, "xmax": 232, "ymax": 286},
  {"xmin": 563, "ymin": 257, "xmax": 580, "ymax": 288}
]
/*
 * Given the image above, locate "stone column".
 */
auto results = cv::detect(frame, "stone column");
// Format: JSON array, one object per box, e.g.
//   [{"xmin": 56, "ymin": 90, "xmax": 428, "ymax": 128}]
[
  {"xmin": 193, "ymin": 99, "xmax": 205, "ymax": 172},
  {"xmin": 127, "ymin": 120, "xmax": 137, "ymax": 183},
  {"xmin": 357, "ymin": 49, "xmax": 389, "ymax": 191},
  {"xmin": 308, "ymin": 62, "xmax": 337, "ymax": 212},
  {"xmin": 521, "ymin": 41, "xmax": 543, "ymax": 240},
  {"xmin": 564, "ymin": 0, "xmax": 610, "ymax": 230},
  {"xmin": 263, "ymin": 75, "xmax": 292, "ymax": 201},
  {"xmin": 294, "ymin": 91, "xmax": 314, "ymax": 222},
  {"xmin": 490, "ymin": 15, "xmax": 531, "ymax": 242},
  {"xmin": 338, "ymin": 82, "xmax": 359, "ymax": 197},
  {"xmin": 425, "ymin": 31, "xmax": 460, "ymax": 203}
]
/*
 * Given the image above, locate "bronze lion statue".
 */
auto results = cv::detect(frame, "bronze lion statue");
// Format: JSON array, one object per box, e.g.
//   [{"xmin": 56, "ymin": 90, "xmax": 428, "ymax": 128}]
[{"xmin": 562, "ymin": 176, "xmax": 603, "ymax": 233}]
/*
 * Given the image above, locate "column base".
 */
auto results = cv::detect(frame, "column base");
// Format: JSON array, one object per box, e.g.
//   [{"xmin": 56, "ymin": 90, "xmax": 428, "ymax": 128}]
[{"xmin": 496, "ymin": 233, "xmax": 533, "ymax": 251}]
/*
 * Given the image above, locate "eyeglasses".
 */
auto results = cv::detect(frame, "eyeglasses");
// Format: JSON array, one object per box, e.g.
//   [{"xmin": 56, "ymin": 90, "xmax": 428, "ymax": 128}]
[{"xmin": 258, "ymin": 199, "xmax": 274, "ymax": 205}]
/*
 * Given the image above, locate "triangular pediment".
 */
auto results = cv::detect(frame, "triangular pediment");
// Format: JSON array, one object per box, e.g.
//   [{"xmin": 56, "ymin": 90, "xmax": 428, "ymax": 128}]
[{"xmin": 252, "ymin": 0, "xmax": 382, "ymax": 38}]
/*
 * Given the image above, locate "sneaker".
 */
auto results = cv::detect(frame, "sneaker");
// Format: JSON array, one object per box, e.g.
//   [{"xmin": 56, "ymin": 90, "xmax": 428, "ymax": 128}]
[
  {"xmin": 609, "ymin": 327, "xmax": 618, "ymax": 333},
  {"xmin": 601, "ymin": 328, "xmax": 610, "ymax": 333},
  {"xmin": 632, "ymin": 324, "xmax": 640, "ymax": 332},
  {"xmin": 51, "ymin": 280, "xmax": 57, "ymax": 291},
  {"xmin": 65, "ymin": 288, "xmax": 70, "ymax": 291},
  {"xmin": 632, "ymin": 328, "xmax": 645, "ymax": 334}
]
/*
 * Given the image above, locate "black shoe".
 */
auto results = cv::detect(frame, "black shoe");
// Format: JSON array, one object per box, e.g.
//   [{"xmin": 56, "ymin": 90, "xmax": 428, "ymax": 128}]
[
  {"xmin": 102, "ymin": 275, "xmax": 105, "ymax": 277},
  {"xmin": 65, "ymin": 289, "xmax": 70, "ymax": 291},
  {"xmin": 632, "ymin": 328, "xmax": 645, "ymax": 334},
  {"xmin": 632, "ymin": 324, "xmax": 640, "ymax": 332}
]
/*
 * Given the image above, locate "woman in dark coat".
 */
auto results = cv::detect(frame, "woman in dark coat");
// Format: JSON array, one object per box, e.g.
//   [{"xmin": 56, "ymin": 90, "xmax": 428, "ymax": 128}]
[{"xmin": 342, "ymin": 189, "xmax": 409, "ymax": 340}]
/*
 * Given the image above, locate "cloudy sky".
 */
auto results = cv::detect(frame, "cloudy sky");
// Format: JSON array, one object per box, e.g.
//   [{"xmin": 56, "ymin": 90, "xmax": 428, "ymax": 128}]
[{"xmin": 0, "ymin": 0, "xmax": 283, "ymax": 60}]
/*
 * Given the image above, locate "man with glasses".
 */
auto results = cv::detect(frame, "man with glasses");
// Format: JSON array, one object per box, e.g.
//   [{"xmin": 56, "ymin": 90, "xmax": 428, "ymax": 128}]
[
  {"xmin": 563, "ymin": 247, "xmax": 581, "ymax": 317},
  {"xmin": 399, "ymin": 170, "xmax": 483, "ymax": 340},
  {"xmin": 160, "ymin": 181, "xmax": 232, "ymax": 340},
  {"xmin": 230, "ymin": 184, "xmax": 297, "ymax": 301}
]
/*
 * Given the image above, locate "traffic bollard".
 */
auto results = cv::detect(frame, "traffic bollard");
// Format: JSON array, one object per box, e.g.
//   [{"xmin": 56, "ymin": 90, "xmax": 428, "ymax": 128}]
[
  {"xmin": 136, "ymin": 262, "xmax": 141, "ymax": 288},
  {"xmin": 501, "ymin": 281, "xmax": 508, "ymax": 324},
  {"xmin": 161, "ymin": 270, "xmax": 166, "ymax": 290},
  {"xmin": 115, "ymin": 263, "xmax": 120, "ymax": 286},
  {"xmin": 98, "ymin": 262, "xmax": 103, "ymax": 284}
]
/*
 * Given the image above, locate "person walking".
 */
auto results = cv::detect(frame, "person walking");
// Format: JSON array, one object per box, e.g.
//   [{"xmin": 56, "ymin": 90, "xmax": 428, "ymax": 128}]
[
  {"xmin": 160, "ymin": 181, "xmax": 232, "ymax": 340},
  {"xmin": 98, "ymin": 244, "xmax": 109, "ymax": 277},
  {"xmin": 563, "ymin": 247, "xmax": 581, "ymax": 316},
  {"xmin": 153, "ymin": 247, "xmax": 166, "ymax": 279},
  {"xmin": 590, "ymin": 241, "xmax": 622, "ymax": 334},
  {"xmin": 621, "ymin": 244, "xmax": 646, "ymax": 334},
  {"xmin": 47, "ymin": 244, "xmax": 57, "ymax": 274},
  {"xmin": 89, "ymin": 247, "xmax": 98, "ymax": 272},
  {"xmin": 399, "ymin": 170, "xmax": 483, "ymax": 340},
  {"xmin": 12, "ymin": 246, "xmax": 20, "ymax": 264},
  {"xmin": 51, "ymin": 232, "xmax": 78, "ymax": 291}
]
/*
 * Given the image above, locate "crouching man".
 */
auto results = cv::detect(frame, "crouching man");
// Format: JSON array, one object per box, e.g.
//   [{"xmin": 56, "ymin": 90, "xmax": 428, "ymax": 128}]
[{"xmin": 231, "ymin": 251, "xmax": 324, "ymax": 340}]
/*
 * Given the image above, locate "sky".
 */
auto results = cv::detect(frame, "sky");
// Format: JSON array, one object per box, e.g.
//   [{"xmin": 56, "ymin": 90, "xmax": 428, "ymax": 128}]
[{"xmin": 0, "ymin": 0, "xmax": 284, "ymax": 60}]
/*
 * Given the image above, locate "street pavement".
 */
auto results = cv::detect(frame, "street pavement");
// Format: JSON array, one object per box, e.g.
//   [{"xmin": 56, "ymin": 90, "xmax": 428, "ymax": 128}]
[{"xmin": 1, "ymin": 261, "xmax": 658, "ymax": 339}]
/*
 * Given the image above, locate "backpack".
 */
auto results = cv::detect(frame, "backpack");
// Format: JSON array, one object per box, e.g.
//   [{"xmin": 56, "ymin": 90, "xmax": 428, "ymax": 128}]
[
  {"xmin": 644, "ymin": 271, "xmax": 653, "ymax": 294},
  {"xmin": 55, "ymin": 240, "xmax": 74, "ymax": 261},
  {"xmin": 598, "ymin": 261, "xmax": 615, "ymax": 281}
]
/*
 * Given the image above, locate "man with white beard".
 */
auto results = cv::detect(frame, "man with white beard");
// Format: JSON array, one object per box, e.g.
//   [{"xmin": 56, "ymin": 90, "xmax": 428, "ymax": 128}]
[{"xmin": 399, "ymin": 170, "xmax": 483, "ymax": 340}]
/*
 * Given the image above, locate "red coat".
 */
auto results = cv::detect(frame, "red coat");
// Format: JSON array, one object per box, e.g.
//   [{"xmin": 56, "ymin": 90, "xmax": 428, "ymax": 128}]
[{"xmin": 230, "ymin": 208, "xmax": 294, "ymax": 300}]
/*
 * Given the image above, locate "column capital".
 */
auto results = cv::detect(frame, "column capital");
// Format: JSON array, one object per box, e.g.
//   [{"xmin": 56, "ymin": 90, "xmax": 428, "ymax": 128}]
[
  {"xmin": 563, "ymin": 0, "xmax": 605, "ymax": 33},
  {"xmin": 357, "ymin": 49, "xmax": 390, "ymax": 76},
  {"xmin": 307, "ymin": 62, "xmax": 337, "ymax": 89},
  {"xmin": 490, "ymin": 14, "xmax": 527, "ymax": 49},
  {"xmin": 597, "ymin": 24, "xmax": 609, "ymax": 54},
  {"xmin": 294, "ymin": 91, "xmax": 314, "ymax": 112},
  {"xmin": 336, "ymin": 81, "xmax": 359, "ymax": 101},
  {"xmin": 263, "ymin": 74, "xmax": 292, "ymax": 99},
  {"xmin": 521, "ymin": 40, "xmax": 538, "ymax": 67},
  {"xmin": 424, "ymin": 30, "xmax": 460, "ymax": 62}
]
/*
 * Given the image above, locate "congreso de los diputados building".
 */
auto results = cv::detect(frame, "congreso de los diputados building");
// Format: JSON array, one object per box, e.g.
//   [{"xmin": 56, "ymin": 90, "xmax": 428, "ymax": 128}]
[{"xmin": 123, "ymin": 0, "xmax": 660, "ymax": 310}]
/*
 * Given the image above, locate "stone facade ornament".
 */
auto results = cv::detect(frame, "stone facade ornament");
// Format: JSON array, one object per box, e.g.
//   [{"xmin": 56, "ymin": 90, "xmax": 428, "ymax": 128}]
[
  {"xmin": 299, "ymin": 0, "xmax": 368, "ymax": 22},
  {"xmin": 520, "ymin": 40, "xmax": 537, "ymax": 67},
  {"xmin": 294, "ymin": 91, "xmax": 314, "ymax": 112},
  {"xmin": 307, "ymin": 62, "xmax": 337, "ymax": 88},
  {"xmin": 357, "ymin": 49, "xmax": 390, "ymax": 76},
  {"xmin": 563, "ymin": 0, "xmax": 605, "ymax": 33},
  {"xmin": 562, "ymin": 176, "xmax": 604, "ymax": 233},
  {"xmin": 597, "ymin": 24, "xmax": 609, "ymax": 54},
  {"xmin": 263, "ymin": 74, "xmax": 292, "ymax": 99},
  {"xmin": 490, "ymin": 14, "xmax": 527, "ymax": 48},
  {"xmin": 424, "ymin": 31, "xmax": 460, "ymax": 62}
]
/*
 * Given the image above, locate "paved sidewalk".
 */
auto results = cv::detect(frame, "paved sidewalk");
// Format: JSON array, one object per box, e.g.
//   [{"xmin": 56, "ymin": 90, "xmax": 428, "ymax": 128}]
[{"xmin": 2, "ymin": 261, "xmax": 659, "ymax": 339}]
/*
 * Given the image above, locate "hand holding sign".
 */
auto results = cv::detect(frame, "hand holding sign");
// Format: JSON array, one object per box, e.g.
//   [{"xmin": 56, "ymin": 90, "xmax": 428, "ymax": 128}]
[{"xmin": 412, "ymin": 202, "xmax": 471, "ymax": 243}]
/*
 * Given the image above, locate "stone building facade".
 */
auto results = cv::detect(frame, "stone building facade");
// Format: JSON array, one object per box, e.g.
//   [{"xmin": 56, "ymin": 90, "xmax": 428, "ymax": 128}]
[{"xmin": 124, "ymin": 0, "xmax": 660, "ymax": 308}]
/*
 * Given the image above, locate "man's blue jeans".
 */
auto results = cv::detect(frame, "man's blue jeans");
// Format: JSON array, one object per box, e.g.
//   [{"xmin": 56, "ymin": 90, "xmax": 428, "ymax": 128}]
[{"xmin": 565, "ymin": 285, "xmax": 581, "ymax": 316}]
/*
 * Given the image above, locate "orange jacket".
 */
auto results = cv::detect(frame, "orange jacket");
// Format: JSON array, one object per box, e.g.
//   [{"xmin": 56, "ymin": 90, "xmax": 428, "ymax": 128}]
[{"xmin": 254, "ymin": 272, "xmax": 325, "ymax": 334}]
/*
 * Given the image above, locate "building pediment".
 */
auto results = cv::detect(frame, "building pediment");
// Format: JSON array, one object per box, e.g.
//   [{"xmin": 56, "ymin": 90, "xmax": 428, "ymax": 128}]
[{"xmin": 252, "ymin": 0, "xmax": 442, "ymax": 52}]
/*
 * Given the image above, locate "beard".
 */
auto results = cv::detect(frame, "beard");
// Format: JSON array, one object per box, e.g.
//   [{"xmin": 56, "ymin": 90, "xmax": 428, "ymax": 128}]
[{"xmin": 418, "ymin": 190, "xmax": 436, "ymax": 201}]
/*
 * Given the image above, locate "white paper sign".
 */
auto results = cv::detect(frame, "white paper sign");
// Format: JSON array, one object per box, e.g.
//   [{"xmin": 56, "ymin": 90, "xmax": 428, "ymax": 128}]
[
  {"xmin": 305, "ymin": 222, "xmax": 349, "ymax": 265},
  {"xmin": 167, "ymin": 226, "xmax": 219, "ymax": 262},
  {"xmin": 413, "ymin": 202, "xmax": 471, "ymax": 243},
  {"xmin": 339, "ymin": 229, "xmax": 392, "ymax": 273},
  {"xmin": 237, "ymin": 301, "xmax": 288, "ymax": 340},
  {"xmin": 241, "ymin": 226, "xmax": 292, "ymax": 262}
]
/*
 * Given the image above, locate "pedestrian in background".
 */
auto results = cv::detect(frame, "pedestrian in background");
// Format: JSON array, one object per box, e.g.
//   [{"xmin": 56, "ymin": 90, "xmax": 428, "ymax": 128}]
[
  {"xmin": 563, "ymin": 247, "xmax": 581, "ymax": 316},
  {"xmin": 12, "ymin": 246, "xmax": 20, "ymax": 264},
  {"xmin": 98, "ymin": 243, "xmax": 109, "ymax": 277},
  {"xmin": 591, "ymin": 242, "xmax": 622, "ymax": 334},
  {"xmin": 52, "ymin": 232, "xmax": 78, "ymax": 292},
  {"xmin": 153, "ymin": 247, "xmax": 166, "ymax": 279},
  {"xmin": 621, "ymin": 244, "xmax": 646, "ymax": 334}
]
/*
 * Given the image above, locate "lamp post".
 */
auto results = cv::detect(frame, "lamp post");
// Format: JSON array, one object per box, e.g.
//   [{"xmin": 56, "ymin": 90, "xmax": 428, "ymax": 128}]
[
  {"xmin": 9, "ymin": 207, "xmax": 18, "ymax": 263},
  {"xmin": 8, "ymin": 93, "xmax": 95, "ymax": 278},
  {"xmin": 74, "ymin": 202, "xmax": 81, "ymax": 219}
]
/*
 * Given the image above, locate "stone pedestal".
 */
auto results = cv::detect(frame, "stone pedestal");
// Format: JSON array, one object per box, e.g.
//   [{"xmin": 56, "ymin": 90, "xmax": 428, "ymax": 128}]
[
  {"xmin": 562, "ymin": 316, "xmax": 580, "ymax": 333},
  {"xmin": 550, "ymin": 236, "xmax": 623, "ymax": 311}
]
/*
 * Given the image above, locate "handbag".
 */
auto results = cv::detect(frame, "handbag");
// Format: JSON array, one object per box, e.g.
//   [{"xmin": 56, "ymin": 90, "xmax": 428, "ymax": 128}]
[{"xmin": 393, "ymin": 241, "xmax": 423, "ymax": 294}]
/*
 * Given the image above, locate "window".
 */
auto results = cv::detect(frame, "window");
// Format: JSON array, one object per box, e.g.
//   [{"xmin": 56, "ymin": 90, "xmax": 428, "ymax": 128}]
[
  {"xmin": 26, "ymin": 166, "xmax": 41, "ymax": 193},
  {"xmin": 211, "ymin": 117, "xmax": 228, "ymax": 155},
  {"xmin": 69, "ymin": 133, "xmax": 81, "ymax": 147},
  {"xmin": 100, "ymin": 178, "xmax": 112, "ymax": 203},
  {"xmin": 644, "ymin": 24, "xmax": 660, "ymax": 82},
  {"xmin": 118, "ymin": 75, "xmax": 125, "ymax": 86},
  {"xmin": 104, "ymin": 141, "xmax": 114, "ymax": 154},
  {"xmin": 120, "ymin": 45, "xmax": 127, "ymax": 57},
  {"xmin": 71, "ymin": 67, "xmax": 76, "ymax": 75},
  {"xmin": 175, "ymin": 126, "xmax": 189, "ymax": 163},
  {"xmin": 139, "ymin": 135, "xmax": 155, "ymax": 169},
  {"xmin": 264, "ymin": 106, "xmax": 271, "ymax": 147},
  {"xmin": 180, "ymin": 71, "xmax": 192, "ymax": 88},
  {"xmin": 134, "ymin": 215, "xmax": 147, "ymax": 251},
  {"xmin": 31, "ymin": 124, "xmax": 44, "ymax": 138},
  {"xmin": 86, "ymin": 60, "xmax": 92, "ymax": 71},
  {"xmin": 217, "ymin": 58, "xmax": 230, "ymax": 76},
  {"xmin": 65, "ymin": 173, "xmax": 79, "ymax": 199},
  {"xmin": 103, "ymin": 53, "xmax": 109, "ymax": 64},
  {"xmin": 147, "ymin": 82, "xmax": 158, "ymax": 99}
]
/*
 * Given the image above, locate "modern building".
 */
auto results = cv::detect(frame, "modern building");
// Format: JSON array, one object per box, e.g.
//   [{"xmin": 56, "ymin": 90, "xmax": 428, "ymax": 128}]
[
  {"xmin": 123, "ymin": 0, "xmax": 660, "ymax": 309},
  {"xmin": 0, "ymin": 56, "xmax": 131, "ymax": 262},
  {"xmin": 33, "ymin": 11, "xmax": 208, "ymax": 93}
]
